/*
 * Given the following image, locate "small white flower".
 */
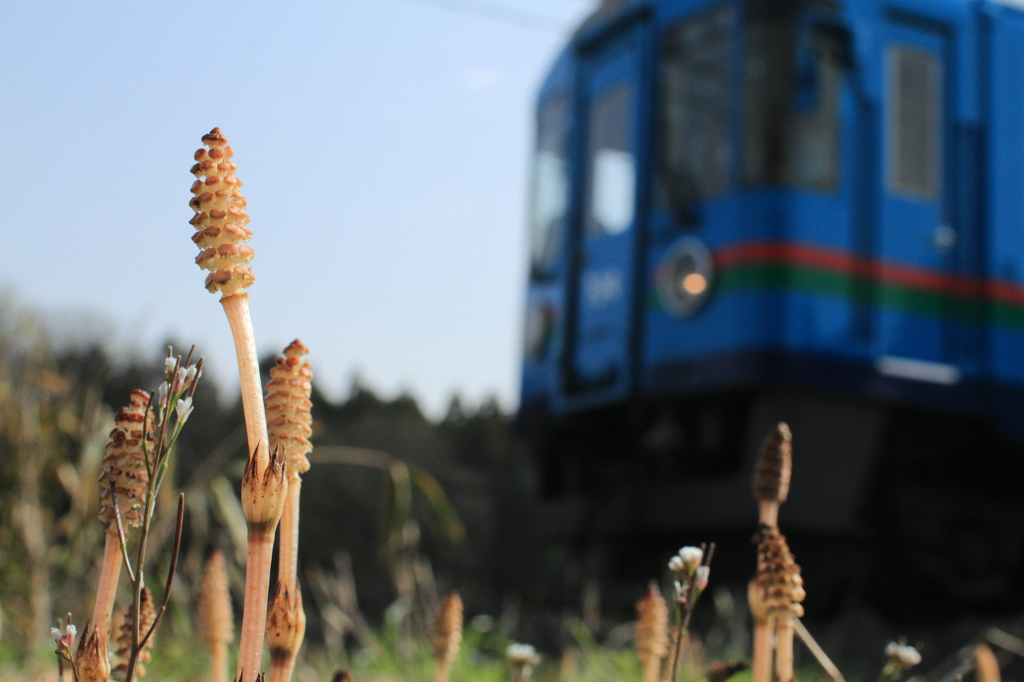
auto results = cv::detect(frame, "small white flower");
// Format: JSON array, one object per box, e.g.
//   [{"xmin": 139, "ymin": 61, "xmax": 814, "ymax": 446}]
[
  {"xmin": 674, "ymin": 580, "xmax": 686, "ymax": 600},
  {"xmin": 52, "ymin": 623, "xmax": 76, "ymax": 648},
  {"xmin": 694, "ymin": 565, "xmax": 710, "ymax": 591},
  {"xmin": 176, "ymin": 397, "xmax": 193, "ymax": 423},
  {"xmin": 165, "ymin": 357, "xmax": 177, "ymax": 377},
  {"xmin": 158, "ymin": 382, "xmax": 168, "ymax": 402},
  {"xmin": 885, "ymin": 641, "xmax": 921, "ymax": 668},
  {"xmin": 185, "ymin": 365, "xmax": 198, "ymax": 384},
  {"xmin": 678, "ymin": 546, "xmax": 703, "ymax": 571},
  {"xmin": 175, "ymin": 367, "xmax": 188, "ymax": 386},
  {"xmin": 668, "ymin": 555, "xmax": 685, "ymax": 572},
  {"xmin": 507, "ymin": 643, "xmax": 540, "ymax": 666}
]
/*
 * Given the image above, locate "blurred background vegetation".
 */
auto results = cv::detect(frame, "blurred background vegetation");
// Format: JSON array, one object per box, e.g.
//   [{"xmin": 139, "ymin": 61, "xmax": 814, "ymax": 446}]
[{"xmin": 0, "ymin": 292, "xmax": 568, "ymax": 678}]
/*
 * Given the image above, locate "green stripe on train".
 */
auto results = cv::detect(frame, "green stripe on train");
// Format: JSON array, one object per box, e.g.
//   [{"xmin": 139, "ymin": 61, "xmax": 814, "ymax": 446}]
[{"xmin": 705, "ymin": 264, "xmax": 1024, "ymax": 329}]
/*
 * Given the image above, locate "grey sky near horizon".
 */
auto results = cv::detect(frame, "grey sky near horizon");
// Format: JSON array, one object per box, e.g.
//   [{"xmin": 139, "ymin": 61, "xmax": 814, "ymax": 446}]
[{"xmin": 0, "ymin": 0, "xmax": 596, "ymax": 415}]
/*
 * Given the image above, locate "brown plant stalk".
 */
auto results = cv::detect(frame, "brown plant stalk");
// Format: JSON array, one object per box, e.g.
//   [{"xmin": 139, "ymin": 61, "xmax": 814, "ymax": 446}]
[
  {"xmin": 199, "ymin": 551, "xmax": 235, "ymax": 682},
  {"xmin": 190, "ymin": 127, "xmax": 285, "ymax": 680},
  {"xmin": 431, "ymin": 591, "xmax": 464, "ymax": 682},
  {"xmin": 748, "ymin": 579, "xmax": 773, "ymax": 682},
  {"xmin": 755, "ymin": 526, "xmax": 804, "ymax": 682},
  {"xmin": 266, "ymin": 341, "xmax": 314, "ymax": 682},
  {"xmin": 750, "ymin": 422, "xmax": 793, "ymax": 682}
]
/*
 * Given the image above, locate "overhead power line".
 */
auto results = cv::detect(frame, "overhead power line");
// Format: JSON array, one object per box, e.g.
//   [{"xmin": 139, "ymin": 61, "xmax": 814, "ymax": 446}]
[{"xmin": 397, "ymin": 0, "xmax": 588, "ymax": 34}]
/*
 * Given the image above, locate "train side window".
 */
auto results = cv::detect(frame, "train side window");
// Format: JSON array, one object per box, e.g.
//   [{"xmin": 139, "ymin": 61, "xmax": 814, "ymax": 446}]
[
  {"xmin": 658, "ymin": 4, "xmax": 735, "ymax": 215},
  {"xmin": 886, "ymin": 45, "xmax": 941, "ymax": 199},
  {"xmin": 743, "ymin": 4, "xmax": 843, "ymax": 191},
  {"xmin": 585, "ymin": 82, "xmax": 636, "ymax": 237},
  {"xmin": 529, "ymin": 95, "xmax": 571, "ymax": 279}
]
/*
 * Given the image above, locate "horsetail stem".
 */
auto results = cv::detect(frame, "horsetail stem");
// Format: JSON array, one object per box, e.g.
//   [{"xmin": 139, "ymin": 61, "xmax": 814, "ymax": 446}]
[
  {"xmin": 265, "ymin": 341, "xmax": 314, "ymax": 682},
  {"xmin": 190, "ymin": 127, "xmax": 282, "ymax": 680}
]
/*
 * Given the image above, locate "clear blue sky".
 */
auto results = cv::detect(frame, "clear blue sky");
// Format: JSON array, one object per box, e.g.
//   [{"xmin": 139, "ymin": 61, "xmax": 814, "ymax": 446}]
[{"xmin": 0, "ymin": 0, "xmax": 596, "ymax": 414}]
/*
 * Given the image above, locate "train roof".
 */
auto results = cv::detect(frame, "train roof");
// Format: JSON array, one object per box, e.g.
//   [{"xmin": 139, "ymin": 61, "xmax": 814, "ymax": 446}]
[{"xmin": 535, "ymin": 0, "xmax": 1024, "ymax": 103}]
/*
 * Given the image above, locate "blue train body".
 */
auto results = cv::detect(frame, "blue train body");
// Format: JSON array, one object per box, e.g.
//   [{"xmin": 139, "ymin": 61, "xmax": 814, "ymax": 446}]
[
  {"xmin": 520, "ymin": 0, "xmax": 1024, "ymax": 437},
  {"xmin": 515, "ymin": 1, "xmax": 1024, "ymax": 609}
]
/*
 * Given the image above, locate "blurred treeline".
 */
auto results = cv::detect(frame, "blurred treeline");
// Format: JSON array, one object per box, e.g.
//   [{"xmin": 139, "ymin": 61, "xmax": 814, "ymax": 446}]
[{"xmin": 0, "ymin": 298, "xmax": 538, "ymax": 665}]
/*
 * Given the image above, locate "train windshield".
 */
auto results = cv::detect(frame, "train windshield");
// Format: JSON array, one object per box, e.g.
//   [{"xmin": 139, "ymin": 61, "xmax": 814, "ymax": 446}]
[
  {"xmin": 658, "ymin": 0, "xmax": 845, "ymax": 214},
  {"xmin": 529, "ymin": 95, "xmax": 571, "ymax": 279},
  {"xmin": 742, "ymin": 0, "xmax": 844, "ymax": 190},
  {"xmin": 658, "ymin": 4, "xmax": 735, "ymax": 214}
]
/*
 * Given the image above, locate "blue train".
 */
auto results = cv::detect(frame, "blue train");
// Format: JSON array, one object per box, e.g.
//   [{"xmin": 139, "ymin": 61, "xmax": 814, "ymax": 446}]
[{"xmin": 518, "ymin": 0, "xmax": 1024, "ymax": 611}]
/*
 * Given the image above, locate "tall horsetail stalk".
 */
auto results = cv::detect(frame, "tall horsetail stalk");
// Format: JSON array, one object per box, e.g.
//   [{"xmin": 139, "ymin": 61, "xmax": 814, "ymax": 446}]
[
  {"xmin": 265, "ymin": 341, "xmax": 314, "ymax": 682},
  {"xmin": 190, "ymin": 127, "xmax": 286, "ymax": 680},
  {"xmin": 431, "ymin": 591, "xmax": 464, "ymax": 682},
  {"xmin": 750, "ymin": 423, "xmax": 802, "ymax": 682},
  {"xmin": 78, "ymin": 389, "xmax": 153, "ymax": 681},
  {"xmin": 636, "ymin": 582, "xmax": 669, "ymax": 682},
  {"xmin": 750, "ymin": 423, "xmax": 790, "ymax": 682}
]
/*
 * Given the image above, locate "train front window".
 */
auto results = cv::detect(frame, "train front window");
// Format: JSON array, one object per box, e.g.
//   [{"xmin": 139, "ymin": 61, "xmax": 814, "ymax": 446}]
[
  {"xmin": 658, "ymin": 4, "xmax": 735, "ymax": 214},
  {"xmin": 743, "ymin": 1, "xmax": 844, "ymax": 191},
  {"xmin": 585, "ymin": 83, "xmax": 636, "ymax": 236},
  {"xmin": 529, "ymin": 95, "xmax": 570, "ymax": 279}
]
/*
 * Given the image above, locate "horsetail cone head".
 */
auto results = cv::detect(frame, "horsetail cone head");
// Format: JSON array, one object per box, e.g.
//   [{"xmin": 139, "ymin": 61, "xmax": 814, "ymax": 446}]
[
  {"xmin": 190, "ymin": 127, "xmax": 255, "ymax": 298},
  {"xmin": 98, "ymin": 389, "xmax": 152, "ymax": 527},
  {"xmin": 199, "ymin": 550, "xmax": 235, "ymax": 646},
  {"xmin": 754, "ymin": 525, "xmax": 805, "ymax": 618},
  {"xmin": 635, "ymin": 581, "xmax": 669, "ymax": 660},
  {"xmin": 265, "ymin": 339, "xmax": 313, "ymax": 476},
  {"xmin": 112, "ymin": 587, "xmax": 157, "ymax": 680},
  {"xmin": 753, "ymin": 422, "xmax": 792, "ymax": 505},
  {"xmin": 431, "ymin": 591, "xmax": 464, "ymax": 664}
]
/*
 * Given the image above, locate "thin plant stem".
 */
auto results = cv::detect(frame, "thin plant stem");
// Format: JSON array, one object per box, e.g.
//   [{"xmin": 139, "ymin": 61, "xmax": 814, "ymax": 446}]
[
  {"xmin": 110, "ymin": 482, "xmax": 136, "ymax": 583},
  {"xmin": 775, "ymin": 617, "xmax": 795, "ymax": 682},
  {"xmin": 278, "ymin": 475, "xmax": 301, "ymax": 593},
  {"xmin": 122, "ymin": 468, "xmax": 157, "ymax": 682},
  {"xmin": 222, "ymin": 294, "xmax": 271, "ymax": 473},
  {"xmin": 140, "ymin": 494, "xmax": 185, "ymax": 649},
  {"xmin": 752, "ymin": 618, "xmax": 774, "ymax": 682},
  {"xmin": 793, "ymin": 618, "xmax": 845, "ymax": 682},
  {"xmin": 210, "ymin": 642, "xmax": 230, "ymax": 682},
  {"xmin": 239, "ymin": 532, "xmax": 277, "ymax": 678},
  {"xmin": 668, "ymin": 543, "xmax": 714, "ymax": 682},
  {"xmin": 222, "ymin": 293, "xmax": 278, "ymax": 680}
]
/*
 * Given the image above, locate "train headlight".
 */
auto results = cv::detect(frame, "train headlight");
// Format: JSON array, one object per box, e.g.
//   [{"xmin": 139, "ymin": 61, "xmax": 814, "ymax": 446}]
[
  {"xmin": 656, "ymin": 237, "xmax": 714, "ymax": 317},
  {"xmin": 524, "ymin": 301, "xmax": 555, "ymax": 360}
]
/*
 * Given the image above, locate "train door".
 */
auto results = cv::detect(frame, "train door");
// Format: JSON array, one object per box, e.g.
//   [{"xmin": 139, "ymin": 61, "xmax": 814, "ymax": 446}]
[
  {"xmin": 875, "ymin": 20, "xmax": 955, "ymax": 368},
  {"xmin": 563, "ymin": 24, "xmax": 646, "ymax": 403}
]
